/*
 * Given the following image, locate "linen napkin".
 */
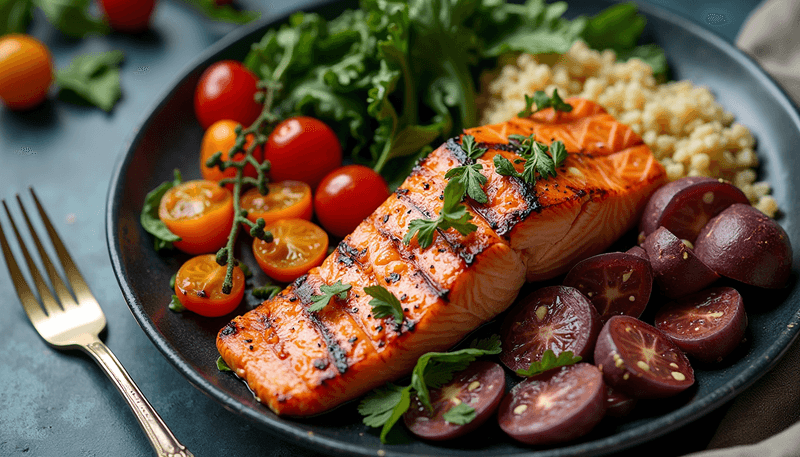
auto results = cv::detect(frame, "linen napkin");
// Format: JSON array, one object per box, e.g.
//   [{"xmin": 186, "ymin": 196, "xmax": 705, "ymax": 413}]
[{"xmin": 684, "ymin": 0, "xmax": 800, "ymax": 454}]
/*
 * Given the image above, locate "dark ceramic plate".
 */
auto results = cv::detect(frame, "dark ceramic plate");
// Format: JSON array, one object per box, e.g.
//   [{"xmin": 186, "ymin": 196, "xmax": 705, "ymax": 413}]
[{"xmin": 107, "ymin": 0, "xmax": 800, "ymax": 455}]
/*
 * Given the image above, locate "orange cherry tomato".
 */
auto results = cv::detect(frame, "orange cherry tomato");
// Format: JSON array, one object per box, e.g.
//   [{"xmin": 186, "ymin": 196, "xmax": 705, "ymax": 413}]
[
  {"xmin": 200, "ymin": 119, "xmax": 264, "ymax": 187},
  {"xmin": 158, "ymin": 180, "xmax": 234, "ymax": 255},
  {"xmin": 0, "ymin": 34, "xmax": 53, "ymax": 110},
  {"xmin": 174, "ymin": 254, "xmax": 245, "ymax": 317},
  {"xmin": 253, "ymin": 219, "xmax": 329, "ymax": 283},
  {"xmin": 240, "ymin": 181, "xmax": 313, "ymax": 227},
  {"xmin": 265, "ymin": 116, "xmax": 342, "ymax": 190},
  {"xmin": 314, "ymin": 165, "xmax": 390, "ymax": 238}
]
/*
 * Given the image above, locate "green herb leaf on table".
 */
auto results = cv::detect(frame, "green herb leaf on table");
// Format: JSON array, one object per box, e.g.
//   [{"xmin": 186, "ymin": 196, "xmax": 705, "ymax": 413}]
[
  {"xmin": 216, "ymin": 356, "xmax": 232, "ymax": 372},
  {"xmin": 140, "ymin": 169, "xmax": 182, "ymax": 251},
  {"xmin": 168, "ymin": 295, "xmax": 186, "ymax": 312},
  {"xmin": 56, "ymin": 50, "xmax": 125, "ymax": 111},
  {"xmin": 0, "ymin": 0, "xmax": 33, "ymax": 35},
  {"xmin": 307, "ymin": 280, "xmax": 351, "ymax": 312},
  {"xmin": 364, "ymin": 285, "xmax": 404, "ymax": 324},
  {"xmin": 181, "ymin": 0, "xmax": 260, "ymax": 24},
  {"xmin": 442, "ymin": 403, "xmax": 477, "ymax": 425},
  {"xmin": 359, "ymin": 335, "xmax": 500, "ymax": 443},
  {"xmin": 515, "ymin": 349, "xmax": 582, "ymax": 377},
  {"xmin": 32, "ymin": 0, "xmax": 108, "ymax": 37}
]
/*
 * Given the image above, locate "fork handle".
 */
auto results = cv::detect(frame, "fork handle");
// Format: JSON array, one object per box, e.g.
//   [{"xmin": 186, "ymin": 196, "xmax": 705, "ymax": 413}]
[{"xmin": 83, "ymin": 339, "xmax": 194, "ymax": 457}]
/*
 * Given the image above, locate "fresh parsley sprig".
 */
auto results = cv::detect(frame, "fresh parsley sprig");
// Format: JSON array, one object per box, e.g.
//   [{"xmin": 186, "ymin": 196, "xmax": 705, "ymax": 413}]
[
  {"xmin": 402, "ymin": 181, "xmax": 477, "ymax": 249},
  {"xmin": 515, "ymin": 349, "xmax": 582, "ymax": 377},
  {"xmin": 493, "ymin": 135, "xmax": 568, "ymax": 186},
  {"xmin": 307, "ymin": 280, "xmax": 352, "ymax": 312},
  {"xmin": 442, "ymin": 403, "xmax": 477, "ymax": 425},
  {"xmin": 461, "ymin": 134, "xmax": 487, "ymax": 159},
  {"xmin": 364, "ymin": 285, "xmax": 404, "ymax": 324},
  {"xmin": 444, "ymin": 164, "xmax": 487, "ymax": 204},
  {"xmin": 517, "ymin": 89, "xmax": 573, "ymax": 118},
  {"xmin": 358, "ymin": 335, "xmax": 501, "ymax": 443}
]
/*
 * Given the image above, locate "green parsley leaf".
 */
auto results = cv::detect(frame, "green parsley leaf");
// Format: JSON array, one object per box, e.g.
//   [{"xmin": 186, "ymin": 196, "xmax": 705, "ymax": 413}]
[
  {"xmin": 529, "ymin": 141, "xmax": 556, "ymax": 181},
  {"xmin": 493, "ymin": 154, "xmax": 523, "ymax": 179},
  {"xmin": 307, "ymin": 280, "xmax": 351, "ymax": 312},
  {"xmin": 216, "ymin": 356, "xmax": 232, "ymax": 372},
  {"xmin": 444, "ymin": 164, "xmax": 487, "ymax": 204},
  {"xmin": 518, "ymin": 89, "xmax": 573, "ymax": 117},
  {"xmin": 550, "ymin": 141, "xmax": 568, "ymax": 168},
  {"xmin": 364, "ymin": 285, "xmax": 404, "ymax": 324},
  {"xmin": 32, "ymin": 0, "xmax": 108, "ymax": 38},
  {"xmin": 461, "ymin": 134, "xmax": 486, "ymax": 160},
  {"xmin": 442, "ymin": 403, "xmax": 476, "ymax": 425},
  {"xmin": 0, "ymin": 0, "xmax": 33, "ymax": 35},
  {"xmin": 359, "ymin": 335, "xmax": 500, "ymax": 443},
  {"xmin": 169, "ymin": 273, "xmax": 176, "ymax": 290},
  {"xmin": 168, "ymin": 295, "xmax": 186, "ymax": 312},
  {"xmin": 252, "ymin": 285, "xmax": 281, "ymax": 300},
  {"xmin": 515, "ymin": 349, "xmax": 582, "ymax": 377},
  {"xmin": 499, "ymin": 135, "xmax": 568, "ymax": 186},
  {"xmin": 403, "ymin": 180, "xmax": 477, "ymax": 249},
  {"xmin": 403, "ymin": 217, "xmax": 439, "ymax": 249},
  {"xmin": 56, "ymin": 50, "xmax": 124, "ymax": 111},
  {"xmin": 238, "ymin": 262, "xmax": 253, "ymax": 279},
  {"xmin": 181, "ymin": 0, "xmax": 260, "ymax": 24},
  {"xmin": 140, "ymin": 169, "xmax": 182, "ymax": 251}
]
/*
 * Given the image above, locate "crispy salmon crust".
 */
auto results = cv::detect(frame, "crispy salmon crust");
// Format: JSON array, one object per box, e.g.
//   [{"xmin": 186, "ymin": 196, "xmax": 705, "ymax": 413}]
[{"xmin": 217, "ymin": 98, "xmax": 666, "ymax": 416}]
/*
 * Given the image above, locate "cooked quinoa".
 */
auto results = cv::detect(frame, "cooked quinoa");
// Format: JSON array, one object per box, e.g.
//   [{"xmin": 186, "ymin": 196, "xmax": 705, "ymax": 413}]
[{"xmin": 480, "ymin": 40, "xmax": 778, "ymax": 218}]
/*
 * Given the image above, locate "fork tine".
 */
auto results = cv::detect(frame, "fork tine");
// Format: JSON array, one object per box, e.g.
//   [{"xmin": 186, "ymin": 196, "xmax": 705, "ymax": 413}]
[
  {"xmin": 1, "ymin": 200, "xmax": 59, "ymax": 318},
  {"xmin": 29, "ymin": 188, "xmax": 99, "ymax": 309},
  {"xmin": 16, "ymin": 194, "xmax": 79, "ymax": 310}
]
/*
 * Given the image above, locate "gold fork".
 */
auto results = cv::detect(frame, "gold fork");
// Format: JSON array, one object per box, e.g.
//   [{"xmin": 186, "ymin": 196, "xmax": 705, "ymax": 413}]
[{"xmin": 0, "ymin": 188, "xmax": 192, "ymax": 457}]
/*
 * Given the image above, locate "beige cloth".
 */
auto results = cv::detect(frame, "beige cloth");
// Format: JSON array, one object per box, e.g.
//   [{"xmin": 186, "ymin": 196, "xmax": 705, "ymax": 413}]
[{"xmin": 685, "ymin": 0, "xmax": 800, "ymax": 455}]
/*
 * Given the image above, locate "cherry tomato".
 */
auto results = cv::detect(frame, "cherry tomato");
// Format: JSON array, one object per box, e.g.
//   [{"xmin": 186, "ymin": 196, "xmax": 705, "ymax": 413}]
[
  {"xmin": 0, "ymin": 34, "xmax": 53, "ymax": 110},
  {"xmin": 99, "ymin": 0, "xmax": 156, "ymax": 33},
  {"xmin": 240, "ymin": 181, "xmax": 313, "ymax": 227},
  {"xmin": 314, "ymin": 165, "xmax": 390, "ymax": 238},
  {"xmin": 174, "ymin": 254, "xmax": 245, "ymax": 317},
  {"xmin": 253, "ymin": 219, "xmax": 328, "ymax": 283},
  {"xmin": 158, "ymin": 180, "xmax": 234, "ymax": 255},
  {"xmin": 194, "ymin": 60, "xmax": 261, "ymax": 130},
  {"xmin": 265, "ymin": 116, "xmax": 342, "ymax": 189},
  {"xmin": 200, "ymin": 119, "xmax": 264, "ymax": 186}
]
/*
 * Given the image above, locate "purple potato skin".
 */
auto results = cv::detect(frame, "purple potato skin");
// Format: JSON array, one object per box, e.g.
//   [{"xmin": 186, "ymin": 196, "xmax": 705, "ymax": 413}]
[
  {"xmin": 643, "ymin": 227, "xmax": 720, "ymax": 298},
  {"xmin": 695, "ymin": 204, "xmax": 793, "ymax": 289},
  {"xmin": 655, "ymin": 287, "xmax": 747, "ymax": 363},
  {"xmin": 640, "ymin": 177, "xmax": 748, "ymax": 242},
  {"xmin": 497, "ymin": 363, "xmax": 606, "ymax": 445},
  {"xmin": 594, "ymin": 316, "xmax": 694, "ymax": 399}
]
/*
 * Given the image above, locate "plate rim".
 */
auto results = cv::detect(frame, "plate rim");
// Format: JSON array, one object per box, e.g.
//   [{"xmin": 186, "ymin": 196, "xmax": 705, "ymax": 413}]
[{"xmin": 105, "ymin": 1, "xmax": 800, "ymax": 456}]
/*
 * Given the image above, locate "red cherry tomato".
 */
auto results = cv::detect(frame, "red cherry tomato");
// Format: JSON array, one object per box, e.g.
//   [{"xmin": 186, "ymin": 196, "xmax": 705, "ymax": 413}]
[
  {"xmin": 314, "ymin": 165, "xmax": 390, "ymax": 238},
  {"xmin": 265, "ymin": 116, "xmax": 342, "ymax": 190},
  {"xmin": 194, "ymin": 60, "xmax": 261, "ymax": 130},
  {"xmin": 99, "ymin": 0, "xmax": 156, "ymax": 33}
]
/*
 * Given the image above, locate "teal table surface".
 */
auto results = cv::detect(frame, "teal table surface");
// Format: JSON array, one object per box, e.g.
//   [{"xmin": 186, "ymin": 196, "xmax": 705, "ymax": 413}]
[{"xmin": 0, "ymin": 1, "xmax": 768, "ymax": 456}]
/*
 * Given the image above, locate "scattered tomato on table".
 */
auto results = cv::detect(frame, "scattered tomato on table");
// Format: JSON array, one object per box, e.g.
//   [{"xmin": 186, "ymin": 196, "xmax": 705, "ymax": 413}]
[
  {"xmin": 314, "ymin": 164, "xmax": 390, "ymax": 238},
  {"xmin": 0, "ymin": 34, "xmax": 53, "ymax": 111},
  {"xmin": 99, "ymin": 0, "xmax": 157, "ymax": 33},
  {"xmin": 265, "ymin": 116, "xmax": 342, "ymax": 190},
  {"xmin": 174, "ymin": 254, "xmax": 245, "ymax": 317},
  {"xmin": 194, "ymin": 60, "xmax": 262, "ymax": 130},
  {"xmin": 158, "ymin": 180, "xmax": 234, "ymax": 255}
]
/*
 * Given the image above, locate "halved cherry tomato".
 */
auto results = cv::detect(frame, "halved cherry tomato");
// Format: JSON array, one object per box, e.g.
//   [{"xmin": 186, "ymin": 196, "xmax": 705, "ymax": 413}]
[
  {"xmin": 240, "ymin": 181, "xmax": 313, "ymax": 227},
  {"xmin": 200, "ymin": 119, "xmax": 264, "ymax": 186},
  {"xmin": 0, "ymin": 34, "xmax": 53, "ymax": 110},
  {"xmin": 194, "ymin": 60, "xmax": 262, "ymax": 130},
  {"xmin": 174, "ymin": 254, "xmax": 245, "ymax": 317},
  {"xmin": 158, "ymin": 180, "xmax": 234, "ymax": 254},
  {"xmin": 253, "ymin": 219, "xmax": 328, "ymax": 283},
  {"xmin": 314, "ymin": 165, "xmax": 390, "ymax": 238},
  {"xmin": 265, "ymin": 116, "xmax": 342, "ymax": 189}
]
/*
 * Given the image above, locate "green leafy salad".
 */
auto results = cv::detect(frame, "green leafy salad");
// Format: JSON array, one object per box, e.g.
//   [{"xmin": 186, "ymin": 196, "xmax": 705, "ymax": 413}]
[{"xmin": 242, "ymin": 0, "xmax": 666, "ymax": 188}]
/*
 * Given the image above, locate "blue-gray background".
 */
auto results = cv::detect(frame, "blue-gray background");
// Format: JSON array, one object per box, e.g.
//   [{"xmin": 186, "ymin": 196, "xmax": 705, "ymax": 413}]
[{"xmin": 0, "ymin": 1, "xmax": 767, "ymax": 455}]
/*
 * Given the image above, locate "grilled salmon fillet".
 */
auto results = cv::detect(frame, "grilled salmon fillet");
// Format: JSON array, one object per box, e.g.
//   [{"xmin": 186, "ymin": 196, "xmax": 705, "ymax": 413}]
[{"xmin": 217, "ymin": 98, "xmax": 667, "ymax": 416}]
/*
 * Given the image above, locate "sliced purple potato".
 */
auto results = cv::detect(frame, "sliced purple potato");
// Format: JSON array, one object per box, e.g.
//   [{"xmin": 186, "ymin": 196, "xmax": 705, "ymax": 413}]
[
  {"xmin": 497, "ymin": 363, "xmax": 606, "ymax": 445},
  {"xmin": 655, "ymin": 287, "xmax": 747, "ymax": 363},
  {"xmin": 500, "ymin": 286, "xmax": 602, "ymax": 372},
  {"xmin": 695, "ymin": 203, "xmax": 793, "ymax": 289},
  {"xmin": 626, "ymin": 245, "xmax": 649, "ymax": 262},
  {"xmin": 640, "ymin": 177, "xmax": 748, "ymax": 242},
  {"xmin": 605, "ymin": 384, "xmax": 637, "ymax": 418},
  {"xmin": 594, "ymin": 315, "xmax": 694, "ymax": 399},
  {"xmin": 643, "ymin": 226, "xmax": 720, "ymax": 298},
  {"xmin": 563, "ymin": 252, "xmax": 653, "ymax": 322},
  {"xmin": 403, "ymin": 361, "xmax": 506, "ymax": 441}
]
